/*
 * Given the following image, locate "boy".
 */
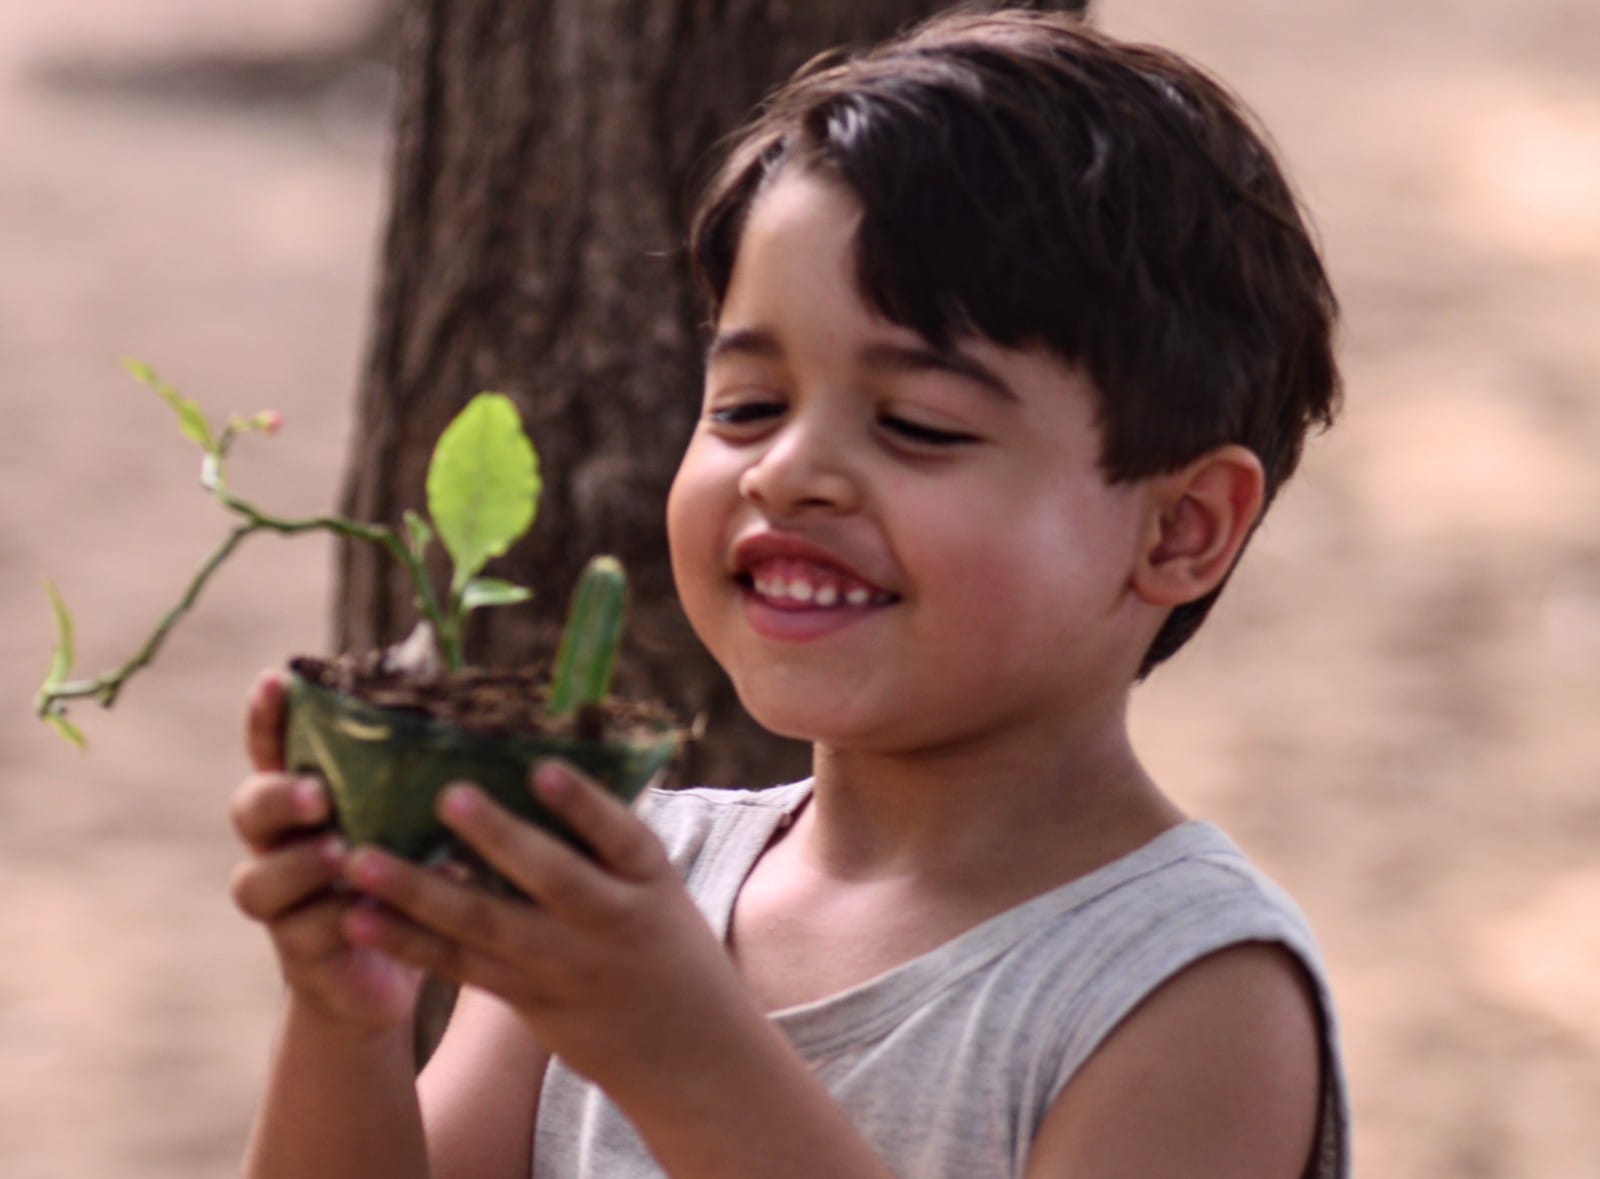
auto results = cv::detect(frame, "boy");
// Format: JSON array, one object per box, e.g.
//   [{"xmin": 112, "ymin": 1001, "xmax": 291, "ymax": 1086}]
[{"xmin": 229, "ymin": 10, "xmax": 1347, "ymax": 1177}]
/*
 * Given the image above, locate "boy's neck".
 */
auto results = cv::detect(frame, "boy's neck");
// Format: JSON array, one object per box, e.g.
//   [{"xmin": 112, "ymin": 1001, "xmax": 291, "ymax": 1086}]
[
  {"xmin": 799, "ymin": 705, "xmax": 1185, "ymax": 889},
  {"xmin": 726, "ymin": 701, "xmax": 1188, "ymax": 1013}
]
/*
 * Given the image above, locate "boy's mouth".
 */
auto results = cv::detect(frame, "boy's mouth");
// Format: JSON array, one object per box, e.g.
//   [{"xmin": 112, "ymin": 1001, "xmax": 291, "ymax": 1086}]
[{"xmin": 737, "ymin": 557, "xmax": 897, "ymax": 611}]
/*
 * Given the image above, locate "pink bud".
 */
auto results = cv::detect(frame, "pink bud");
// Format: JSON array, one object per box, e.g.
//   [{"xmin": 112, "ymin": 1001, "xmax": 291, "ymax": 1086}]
[{"xmin": 257, "ymin": 411, "xmax": 283, "ymax": 435}]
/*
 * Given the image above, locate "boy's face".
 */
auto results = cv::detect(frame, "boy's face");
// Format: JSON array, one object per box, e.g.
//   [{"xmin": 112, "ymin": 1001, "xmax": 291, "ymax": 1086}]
[{"xmin": 668, "ymin": 170, "xmax": 1158, "ymax": 759}]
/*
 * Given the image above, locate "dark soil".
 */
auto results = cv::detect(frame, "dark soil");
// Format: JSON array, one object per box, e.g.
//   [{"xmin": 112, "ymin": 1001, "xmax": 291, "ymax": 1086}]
[{"xmin": 288, "ymin": 653, "xmax": 680, "ymax": 744}]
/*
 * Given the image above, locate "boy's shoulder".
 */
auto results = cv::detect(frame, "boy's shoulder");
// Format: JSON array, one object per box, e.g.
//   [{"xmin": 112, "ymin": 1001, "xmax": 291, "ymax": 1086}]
[
  {"xmin": 639, "ymin": 778, "xmax": 811, "ymax": 825},
  {"xmin": 637, "ymin": 779, "xmax": 812, "ymax": 874},
  {"xmin": 1012, "ymin": 824, "xmax": 1347, "ymax": 1177},
  {"xmin": 1019, "ymin": 820, "xmax": 1329, "ymax": 1009}
]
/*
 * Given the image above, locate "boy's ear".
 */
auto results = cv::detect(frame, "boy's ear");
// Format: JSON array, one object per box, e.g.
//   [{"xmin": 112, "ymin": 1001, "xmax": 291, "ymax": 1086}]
[{"xmin": 1131, "ymin": 445, "xmax": 1266, "ymax": 607}]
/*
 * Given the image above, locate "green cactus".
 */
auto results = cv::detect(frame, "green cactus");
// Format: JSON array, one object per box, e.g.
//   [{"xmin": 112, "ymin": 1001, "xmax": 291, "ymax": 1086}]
[{"xmin": 546, "ymin": 555, "xmax": 628, "ymax": 716}]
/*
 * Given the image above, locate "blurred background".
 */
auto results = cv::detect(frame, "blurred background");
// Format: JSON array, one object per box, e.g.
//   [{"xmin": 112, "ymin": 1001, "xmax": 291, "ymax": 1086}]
[{"xmin": 2, "ymin": 1, "xmax": 1597, "ymax": 1175}]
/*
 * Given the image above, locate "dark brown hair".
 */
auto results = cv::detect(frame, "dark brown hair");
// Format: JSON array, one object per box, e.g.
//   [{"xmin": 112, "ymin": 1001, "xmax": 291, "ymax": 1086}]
[{"xmin": 690, "ymin": 8, "xmax": 1341, "ymax": 676}]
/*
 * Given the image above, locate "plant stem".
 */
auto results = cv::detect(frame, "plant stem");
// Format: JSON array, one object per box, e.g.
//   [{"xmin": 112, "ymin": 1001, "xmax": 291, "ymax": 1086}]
[
  {"xmin": 217, "ymin": 490, "xmax": 459, "ymax": 668},
  {"xmin": 36, "ymin": 523, "xmax": 254, "ymax": 712},
  {"xmin": 35, "ymin": 489, "xmax": 457, "ymax": 718}
]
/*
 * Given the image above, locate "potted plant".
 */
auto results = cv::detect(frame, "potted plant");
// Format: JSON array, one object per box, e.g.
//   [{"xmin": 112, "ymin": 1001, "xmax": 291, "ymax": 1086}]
[{"xmin": 34, "ymin": 364, "xmax": 683, "ymax": 890}]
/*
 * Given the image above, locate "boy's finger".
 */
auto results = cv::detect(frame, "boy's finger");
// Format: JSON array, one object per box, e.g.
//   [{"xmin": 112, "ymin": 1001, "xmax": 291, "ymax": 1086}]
[
  {"xmin": 245, "ymin": 670, "xmax": 288, "ymax": 773},
  {"xmin": 272, "ymin": 894, "xmax": 360, "ymax": 962},
  {"xmin": 345, "ymin": 845, "xmax": 518, "ymax": 955},
  {"xmin": 341, "ymin": 900, "xmax": 531, "ymax": 1000},
  {"xmin": 230, "ymin": 773, "xmax": 330, "ymax": 851},
  {"xmin": 531, "ymin": 761, "xmax": 668, "ymax": 883},
  {"xmin": 230, "ymin": 834, "xmax": 347, "ymax": 922},
  {"xmin": 436, "ymin": 783, "xmax": 612, "ymax": 916}
]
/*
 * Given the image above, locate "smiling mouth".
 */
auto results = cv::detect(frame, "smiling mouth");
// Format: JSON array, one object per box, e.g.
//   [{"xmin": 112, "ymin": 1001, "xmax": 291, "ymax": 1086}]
[{"xmin": 738, "ymin": 557, "xmax": 897, "ymax": 610}]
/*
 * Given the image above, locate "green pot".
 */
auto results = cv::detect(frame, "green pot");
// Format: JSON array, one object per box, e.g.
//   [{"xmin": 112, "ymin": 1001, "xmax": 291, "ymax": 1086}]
[{"xmin": 283, "ymin": 670, "xmax": 679, "ymax": 888}]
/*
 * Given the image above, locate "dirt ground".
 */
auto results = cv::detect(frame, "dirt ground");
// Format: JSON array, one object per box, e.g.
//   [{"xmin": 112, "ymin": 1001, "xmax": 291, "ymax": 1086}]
[{"xmin": 2, "ymin": 2, "xmax": 1597, "ymax": 1175}]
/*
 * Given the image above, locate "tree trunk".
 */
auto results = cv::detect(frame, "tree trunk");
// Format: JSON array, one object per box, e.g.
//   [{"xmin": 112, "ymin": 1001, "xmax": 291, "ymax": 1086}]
[{"xmin": 335, "ymin": 0, "xmax": 1086, "ymax": 790}]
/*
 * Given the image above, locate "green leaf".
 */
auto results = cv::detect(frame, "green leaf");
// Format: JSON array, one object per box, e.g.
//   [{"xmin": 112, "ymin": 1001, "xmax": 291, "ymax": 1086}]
[
  {"xmin": 44, "ymin": 712, "xmax": 86, "ymax": 751},
  {"xmin": 124, "ymin": 359, "xmax": 217, "ymax": 454},
  {"xmin": 459, "ymin": 577, "xmax": 533, "ymax": 615},
  {"xmin": 425, "ymin": 393, "xmax": 540, "ymax": 594},
  {"xmin": 37, "ymin": 582, "xmax": 86, "ymax": 749},
  {"xmin": 42, "ymin": 579, "xmax": 76, "ymax": 688}
]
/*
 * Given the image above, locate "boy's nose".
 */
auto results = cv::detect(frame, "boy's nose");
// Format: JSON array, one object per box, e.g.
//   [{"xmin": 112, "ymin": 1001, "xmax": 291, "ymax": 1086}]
[{"xmin": 736, "ymin": 425, "xmax": 861, "ymax": 516}]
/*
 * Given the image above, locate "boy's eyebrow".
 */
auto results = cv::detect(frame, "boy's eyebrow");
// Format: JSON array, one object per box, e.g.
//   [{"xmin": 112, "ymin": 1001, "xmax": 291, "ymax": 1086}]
[
  {"xmin": 860, "ymin": 342, "xmax": 1017, "ymax": 401},
  {"xmin": 706, "ymin": 328, "xmax": 1016, "ymax": 401},
  {"xmin": 704, "ymin": 327, "xmax": 782, "ymax": 367}
]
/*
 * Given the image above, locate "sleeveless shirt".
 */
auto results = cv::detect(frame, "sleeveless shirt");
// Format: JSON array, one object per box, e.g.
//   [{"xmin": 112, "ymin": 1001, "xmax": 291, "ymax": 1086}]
[{"xmin": 533, "ymin": 780, "xmax": 1349, "ymax": 1178}]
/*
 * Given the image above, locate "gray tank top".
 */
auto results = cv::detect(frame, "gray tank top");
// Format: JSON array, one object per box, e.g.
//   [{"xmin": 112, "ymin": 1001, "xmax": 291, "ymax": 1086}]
[{"xmin": 534, "ymin": 781, "xmax": 1349, "ymax": 1178}]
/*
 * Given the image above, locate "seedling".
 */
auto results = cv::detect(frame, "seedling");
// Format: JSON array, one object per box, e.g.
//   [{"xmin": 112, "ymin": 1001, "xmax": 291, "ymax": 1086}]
[{"xmin": 34, "ymin": 363, "xmax": 625, "ymax": 747}]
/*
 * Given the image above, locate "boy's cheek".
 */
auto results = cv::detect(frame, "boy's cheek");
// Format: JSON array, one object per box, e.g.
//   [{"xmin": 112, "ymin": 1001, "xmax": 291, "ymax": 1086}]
[
  {"xmin": 664, "ymin": 456, "xmax": 719, "ymax": 564},
  {"xmin": 666, "ymin": 475, "xmax": 739, "ymax": 609}
]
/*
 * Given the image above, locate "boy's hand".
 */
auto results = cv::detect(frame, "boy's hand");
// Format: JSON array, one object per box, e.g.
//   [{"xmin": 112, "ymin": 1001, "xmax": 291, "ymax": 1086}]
[
  {"xmin": 228, "ymin": 671, "xmax": 422, "ymax": 1033},
  {"xmin": 338, "ymin": 761, "xmax": 758, "ymax": 1101}
]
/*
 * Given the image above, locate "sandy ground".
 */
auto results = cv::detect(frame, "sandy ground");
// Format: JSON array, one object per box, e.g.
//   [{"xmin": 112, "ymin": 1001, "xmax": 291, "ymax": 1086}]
[{"xmin": 2, "ymin": 2, "xmax": 1597, "ymax": 1175}]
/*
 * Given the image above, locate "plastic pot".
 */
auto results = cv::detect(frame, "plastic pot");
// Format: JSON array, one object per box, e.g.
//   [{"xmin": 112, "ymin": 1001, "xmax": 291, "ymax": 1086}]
[{"xmin": 283, "ymin": 669, "xmax": 680, "ymax": 889}]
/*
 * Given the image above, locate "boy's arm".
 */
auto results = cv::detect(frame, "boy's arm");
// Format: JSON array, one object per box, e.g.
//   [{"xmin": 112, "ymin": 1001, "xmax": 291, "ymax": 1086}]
[
  {"xmin": 602, "ymin": 997, "xmax": 896, "ymax": 1179},
  {"xmin": 1022, "ymin": 942, "xmax": 1322, "ymax": 1178},
  {"xmin": 419, "ymin": 985, "xmax": 550, "ymax": 1179},
  {"xmin": 242, "ymin": 999, "xmax": 427, "ymax": 1178},
  {"xmin": 243, "ymin": 988, "xmax": 547, "ymax": 1179}
]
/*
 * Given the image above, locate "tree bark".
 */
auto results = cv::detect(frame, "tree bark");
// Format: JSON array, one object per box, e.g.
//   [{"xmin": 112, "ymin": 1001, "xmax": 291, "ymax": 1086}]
[{"xmin": 335, "ymin": 0, "xmax": 1087, "ymax": 789}]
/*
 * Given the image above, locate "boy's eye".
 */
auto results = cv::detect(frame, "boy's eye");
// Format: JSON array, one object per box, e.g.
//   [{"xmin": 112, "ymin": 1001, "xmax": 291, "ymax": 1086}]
[
  {"xmin": 707, "ymin": 401, "xmax": 783, "ymax": 428},
  {"xmin": 879, "ymin": 414, "xmax": 979, "ymax": 447}
]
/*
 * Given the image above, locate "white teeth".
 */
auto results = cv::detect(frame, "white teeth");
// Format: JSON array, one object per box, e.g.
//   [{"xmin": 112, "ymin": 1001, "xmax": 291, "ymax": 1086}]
[{"xmin": 746, "ymin": 566, "xmax": 887, "ymax": 608}]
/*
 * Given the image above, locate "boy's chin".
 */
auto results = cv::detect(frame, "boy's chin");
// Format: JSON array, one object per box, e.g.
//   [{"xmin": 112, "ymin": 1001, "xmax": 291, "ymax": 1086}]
[
  {"xmin": 738, "ymin": 698, "xmax": 927, "ymax": 760},
  {"xmin": 736, "ymin": 699, "xmax": 831, "ymax": 745},
  {"xmin": 736, "ymin": 692, "xmax": 871, "ymax": 749}
]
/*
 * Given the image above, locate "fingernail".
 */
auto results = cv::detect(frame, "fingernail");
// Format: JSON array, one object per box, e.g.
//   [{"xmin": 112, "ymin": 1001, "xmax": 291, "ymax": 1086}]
[
  {"xmin": 438, "ymin": 783, "xmax": 480, "ymax": 823},
  {"xmin": 293, "ymin": 778, "xmax": 324, "ymax": 816},
  {"xmin": 347, "ymin": 848, "xmax": 386, "ymax": 889},
  {"xmin": 319, "ymin": 835, "xmax": 347, "ymax": 865},
  {"xmin": 534, "ymin": 761, "xmax": 576, "ymax": 799}
]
